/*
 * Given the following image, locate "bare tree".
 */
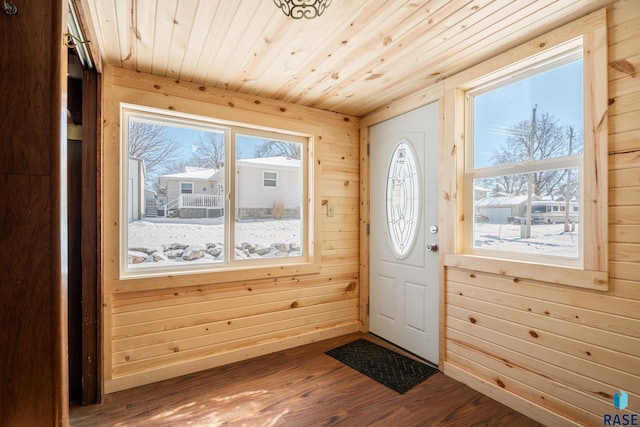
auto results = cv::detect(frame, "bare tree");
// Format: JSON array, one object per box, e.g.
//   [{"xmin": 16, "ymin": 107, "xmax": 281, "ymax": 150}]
[
  {"xmin": 128, "ymin": 121, "xmax": 179, "ymax": 184},
  {"xmin": 489, "ymin": 111, "xmax": 582, "ymax": 198},
  {"xmin": 481, "ymin": 175, "xmax": 527, "ymax": 196},
  {"xmin": 165, "ymin": 158, "xmax": 195, "ymax": 175},
  {"xmin": 189, "ymin": 132, "xmax": 226, "ymax": 169},
  {"xmin": 253, "ymin": 139, "xmax": 301, "ymax": 159}
]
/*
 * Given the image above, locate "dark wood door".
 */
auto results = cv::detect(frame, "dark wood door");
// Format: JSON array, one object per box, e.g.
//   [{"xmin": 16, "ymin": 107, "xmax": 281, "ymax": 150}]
[{"xmin": 0, "ymin": 1, "xmax": 68, "ymax": 425}]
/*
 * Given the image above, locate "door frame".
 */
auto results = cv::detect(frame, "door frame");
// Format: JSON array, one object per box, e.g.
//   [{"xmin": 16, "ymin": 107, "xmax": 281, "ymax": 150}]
[
  {"xmin": 359, "ymin": 91, "xmax": 446, "ymax": 369},
  {"xmin": 67, "ymin": 67, "xmax": 102, "ymax": 405}
]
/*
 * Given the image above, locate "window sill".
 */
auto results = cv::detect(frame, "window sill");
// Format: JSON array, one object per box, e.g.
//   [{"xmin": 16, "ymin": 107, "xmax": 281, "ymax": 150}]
[
  {"xmin": 444, "ymin": 254, "xmax": 608, "ymax": 291},
  {"xmin": 109, "ymin": 262, "xmax": 321, "ymax": 293}
]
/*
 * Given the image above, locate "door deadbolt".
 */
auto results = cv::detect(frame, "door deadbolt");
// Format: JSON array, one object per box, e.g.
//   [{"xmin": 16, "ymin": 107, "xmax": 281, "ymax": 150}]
[{"xmin": 426, "ymin": 244, "xmax": 438, "ymax": 252}]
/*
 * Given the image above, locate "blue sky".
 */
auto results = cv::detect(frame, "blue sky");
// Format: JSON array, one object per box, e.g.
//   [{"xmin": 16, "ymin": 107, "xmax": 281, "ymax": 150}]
[
  {"xmin": 164, "ymin": 127, "xmax": 263, "ymax": 162},
  {"xmin": 472, "ymin": 59, "xmax": 584, "ymax": 168},
  {"xmin": 164, "ymin": 126, "xmax": 206, "ymax": 159}
]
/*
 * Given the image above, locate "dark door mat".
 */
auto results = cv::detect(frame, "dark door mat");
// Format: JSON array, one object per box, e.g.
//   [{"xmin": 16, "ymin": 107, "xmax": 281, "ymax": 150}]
[{"xmin": 326, "ymin": 338, "xmax": 438, "ymax": 394}]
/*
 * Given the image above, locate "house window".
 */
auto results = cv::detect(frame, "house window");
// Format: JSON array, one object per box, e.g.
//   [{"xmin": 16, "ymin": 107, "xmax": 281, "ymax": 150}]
[
  {"xmin": 466, "ymin": 49, "xmax": 584, "ymax": 265},
  {"xmin": 121, "ymin": 105, "xmax": 309, "ymax": 276},
  {"xmin": 263, "ymin": 171, "xmax": 278, "ymax": 188},
  {"xmin": 180, "ymin": 182, "xmax": 193, "ymax": 194}
]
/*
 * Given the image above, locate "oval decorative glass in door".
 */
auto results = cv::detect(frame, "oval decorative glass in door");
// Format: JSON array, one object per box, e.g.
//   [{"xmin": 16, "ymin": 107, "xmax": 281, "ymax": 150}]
[{"xmin": 385, "ymin": 139, "xmax": 422, "ymax": 259}]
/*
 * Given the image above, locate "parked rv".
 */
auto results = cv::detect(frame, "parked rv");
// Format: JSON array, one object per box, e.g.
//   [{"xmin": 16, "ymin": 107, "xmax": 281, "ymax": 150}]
[{"xmin": 513, "ymin": 201, "xmax": 579, "ymax": 224}]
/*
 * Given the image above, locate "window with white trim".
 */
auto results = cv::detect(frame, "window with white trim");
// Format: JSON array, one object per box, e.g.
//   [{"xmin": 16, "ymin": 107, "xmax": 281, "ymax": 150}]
[
  {"xmin": 121, "ymin": 105, "xmax": 309, "ymax": 277},
  {"xmin": 263, "ymin": 171, "xmax": 278, "ymax": 188},
  {"xmin": 446, "ymin": 11, "xmax": 608, "ymax": 290},
  {"xmin": 180, "ymin": 182, "xmax": 194, "ymax": 194},
  {"xmin": 466, "ymin": 48, "xmax": 584, "ymax": 266}
]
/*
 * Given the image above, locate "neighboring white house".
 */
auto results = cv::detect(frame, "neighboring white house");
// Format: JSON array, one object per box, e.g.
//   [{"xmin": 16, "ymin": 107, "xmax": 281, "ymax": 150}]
[
  {"xmin": 128, "ymin": 157, "xmax": 145, "ymax": 222},
  {"xmin": 157, "ymin": 166, "xmax": 224, "ymax": 218},
  {"xmin": 474, "ymin": 185, "xmax": 490, "ymax": 201},
  {"xmin": 475, "ymin": 194, "xmax": 533, "ymax": 223},
  {"xmin": 476, "ymin": 193, "xmax": 580, "ymax": 224},
  {"xmin": 156, "ymin": 156, "xmax": 301, "ymax": 219},
  {"xmin": 236, "ymin": 156, "xmax": 302, "ymax": 220}
]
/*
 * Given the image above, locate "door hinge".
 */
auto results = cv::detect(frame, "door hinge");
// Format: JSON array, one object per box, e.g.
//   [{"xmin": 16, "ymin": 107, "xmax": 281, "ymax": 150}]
[
  {"xmin": 367, "ymin": 143, "xmax": 370, "ymax": 156},
  {"xmin": 366, "ymin": 223, "xmax": 370, "ymax": 236},
  {"xmin": 367, "ymin": 301, "xmax": 370, "ymax": 315}
]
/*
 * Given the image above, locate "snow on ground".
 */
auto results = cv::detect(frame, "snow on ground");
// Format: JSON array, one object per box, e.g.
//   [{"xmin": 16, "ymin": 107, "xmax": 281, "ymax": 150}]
[
  {"xmin": 128, "ymin": 217, "xmax": 301, "ymax": 247},
  {"xmin": 127, "ymin": 217, "xmax": 302, "ymax": 268},
  {"xmin": 127, "ymin": 218, "xmax": 578, "ymax": 268},
  {"xmin": 473, "ymin": 222, "xmax": 579, "ymax": 257}
]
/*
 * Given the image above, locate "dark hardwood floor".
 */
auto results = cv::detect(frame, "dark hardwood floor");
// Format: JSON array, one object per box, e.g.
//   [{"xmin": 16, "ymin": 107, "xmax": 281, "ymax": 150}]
[{"xmin": 70, "ymin": 333, "xmax": 543, "ymax": 426}]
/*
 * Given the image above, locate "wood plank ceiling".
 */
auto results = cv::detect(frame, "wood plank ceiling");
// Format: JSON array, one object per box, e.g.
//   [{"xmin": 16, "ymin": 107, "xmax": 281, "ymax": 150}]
[{"xmin": 81, "ymin": 0, "xmax": 616, "ymax": 117}]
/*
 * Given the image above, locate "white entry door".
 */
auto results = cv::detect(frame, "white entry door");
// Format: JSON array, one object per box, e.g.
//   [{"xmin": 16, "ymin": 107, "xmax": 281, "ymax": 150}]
[{"xmin": 369, "ymin": 101, "xmax": 440, "ymax": 364}]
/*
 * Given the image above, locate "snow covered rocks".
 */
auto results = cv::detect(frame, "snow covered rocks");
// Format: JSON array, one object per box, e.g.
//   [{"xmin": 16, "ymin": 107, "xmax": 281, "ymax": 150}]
[
  {"xmin": 128, "ymin": 251, "xmax": 148, "ymax": 264},
  {"xmin": 128, "ymin": 243, "xmax": 217, "ymax": 264},
  {"xmin": 126, "ymin": 218, "xmax": 302, "ymax": 267},
  {"xmin": 234, "ymin": 241, "xmax": 301, "ymax": 259},
  {"xmin": 181, "ymin": 244, "xmax": 206, "ymax": 261},
  {"xmin": 127, "ymin": 240, "xmax": 300, "ymax": 265}
]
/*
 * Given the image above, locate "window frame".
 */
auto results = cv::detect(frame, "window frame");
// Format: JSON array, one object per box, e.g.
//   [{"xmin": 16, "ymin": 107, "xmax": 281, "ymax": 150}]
[
  {"xmin": 120, "ymin": 104, "xmax": 316, "ymax": 280},
  {"xmin": 180, "ymin": 181, "xmax": 194, "ymax": 194},
  {"xmin": 263, "ymin": 171, "xmax": 278, "ymax": 188},
  {"xmin": 442, "ymin": 9, "xmax": 608, "ymax": 291}
]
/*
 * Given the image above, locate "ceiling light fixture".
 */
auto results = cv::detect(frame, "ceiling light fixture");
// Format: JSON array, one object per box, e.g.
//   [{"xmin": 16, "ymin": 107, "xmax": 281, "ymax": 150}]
[{"xmin": 273, "ymin": 0, "xmax": 332, "ymax": 19}]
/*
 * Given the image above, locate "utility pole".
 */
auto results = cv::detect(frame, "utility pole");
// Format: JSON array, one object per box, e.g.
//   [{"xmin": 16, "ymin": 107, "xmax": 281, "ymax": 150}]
[{"xmin": 524, "ymin": 105, "xmax": 537, "ymax": 238}]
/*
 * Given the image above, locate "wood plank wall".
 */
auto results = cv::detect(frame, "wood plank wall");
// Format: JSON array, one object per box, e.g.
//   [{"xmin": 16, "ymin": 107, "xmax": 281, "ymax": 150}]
[
  {"xmin": 441, "ymin": 2, "xmax": 640, "ymax": 426},
  {"xmin": 101, "ymin": 66, "xmax": 361, "ymax": 392},
  {"xmin": 0, "ymin": 0, "xmax": 68, "ymax": 426}
]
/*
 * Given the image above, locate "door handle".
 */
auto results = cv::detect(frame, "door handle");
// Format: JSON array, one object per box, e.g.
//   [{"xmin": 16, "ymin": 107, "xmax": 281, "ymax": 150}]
[{"xmin": 426, "ymin": 244, "xmax": 438, "ymax": 252}]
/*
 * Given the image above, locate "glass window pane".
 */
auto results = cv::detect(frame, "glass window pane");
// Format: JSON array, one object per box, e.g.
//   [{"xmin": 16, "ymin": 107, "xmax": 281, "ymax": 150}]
[
  {"xmin": 473, "ymin": 168, "xmax": 579, "ymax": 258},
  {"xmin": 263, "ymin": 171, "xmax": 278, "ymax": 187},
  {"xmin": 123, "ymin": 108, "xmax": 309, "ymax": 276},
  {"xmin": 472, "ymin": 59, "xmax": 584, "ymax": 169},
  {"xmin": 385, "ymin": 140, "xmax": 421, "ymax": 259},
  {"xmin": 235, "ymin": 135, "xmax": 304, "ymax": 260},
  {"xmin": 126, "ymin": 115, "xmax": 226, "ymax": 271},
  {"xmin": 180, "ymin": 182, "xmax": 193, "ymax": 194}
]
